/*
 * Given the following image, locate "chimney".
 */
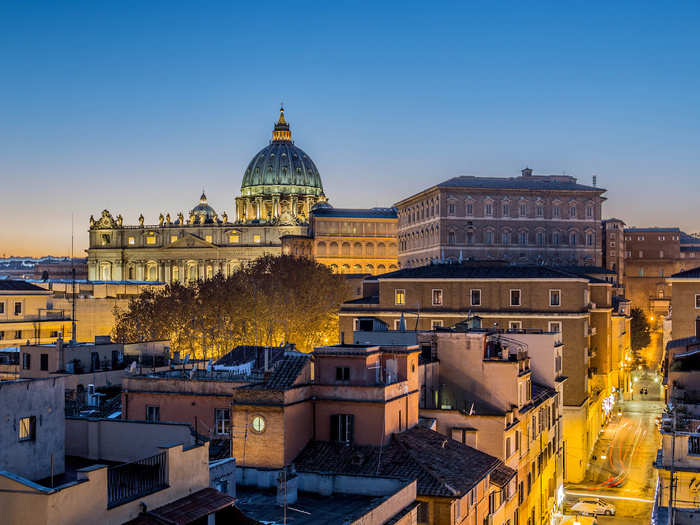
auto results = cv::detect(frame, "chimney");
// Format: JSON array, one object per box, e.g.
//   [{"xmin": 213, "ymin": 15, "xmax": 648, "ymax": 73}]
[
  {"xmin": 57, "ymin": 332, "xmax": 64, "ymax": 371},
  {"xmin": 521, "ymin": 167, "xmax": 533, "ymax": 177}
]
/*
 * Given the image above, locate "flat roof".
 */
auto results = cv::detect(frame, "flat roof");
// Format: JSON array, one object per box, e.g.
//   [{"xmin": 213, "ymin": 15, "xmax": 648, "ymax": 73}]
[{"xmin": 234, "ymin": 486, "xmax": 406, "ymax": 525}]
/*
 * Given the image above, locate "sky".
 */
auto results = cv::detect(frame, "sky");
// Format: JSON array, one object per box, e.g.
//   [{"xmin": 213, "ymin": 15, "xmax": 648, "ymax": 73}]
[{"xmin": 1, "ymin": 1, "xmax": 699, "ymax": 256}]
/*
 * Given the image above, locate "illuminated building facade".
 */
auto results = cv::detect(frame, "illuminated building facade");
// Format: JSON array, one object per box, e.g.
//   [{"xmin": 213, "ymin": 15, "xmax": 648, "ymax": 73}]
[{"xmin": 86, "ymin": 108, "xmax": 397, "ymax": 281}]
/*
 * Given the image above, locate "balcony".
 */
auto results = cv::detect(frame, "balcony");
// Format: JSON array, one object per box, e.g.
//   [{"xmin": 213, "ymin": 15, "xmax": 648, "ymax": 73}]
[{"xmin": 107, "ymin": 451, "xmax": 168, "ymax": 508}]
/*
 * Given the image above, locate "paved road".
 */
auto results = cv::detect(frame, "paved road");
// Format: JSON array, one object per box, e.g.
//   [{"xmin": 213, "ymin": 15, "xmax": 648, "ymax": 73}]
[{"xmin": 564, "ymin": 330, "xmax": 664, "ymax": 524}]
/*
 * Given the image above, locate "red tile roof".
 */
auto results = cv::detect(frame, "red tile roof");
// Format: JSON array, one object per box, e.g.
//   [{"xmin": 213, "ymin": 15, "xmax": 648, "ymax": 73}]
[{"xmin": 123, "ymin": 488, "xmax": 234, "ymax": 525}]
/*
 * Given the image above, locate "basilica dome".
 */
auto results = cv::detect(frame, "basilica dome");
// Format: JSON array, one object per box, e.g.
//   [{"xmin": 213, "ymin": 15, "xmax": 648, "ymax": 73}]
[
  {"xmin": 240, "ymin": 108, "xmax": 324, "ymax": 199},
  {"xmin": 190, "ymin": 192, "xmax": 217, "ymax": 222}
]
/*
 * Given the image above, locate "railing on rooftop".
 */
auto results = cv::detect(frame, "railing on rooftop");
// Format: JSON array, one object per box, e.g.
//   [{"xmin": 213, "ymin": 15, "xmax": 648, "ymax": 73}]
[{"xmin": 107, "ymin": 451, "xmax": 167, "ymax": 508}]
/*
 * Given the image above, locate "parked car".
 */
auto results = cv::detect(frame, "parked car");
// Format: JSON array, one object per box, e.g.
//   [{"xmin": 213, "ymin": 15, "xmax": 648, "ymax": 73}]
[{"xmin": 571, "ymin": 498, "xmax": 616, "ymax": 516}]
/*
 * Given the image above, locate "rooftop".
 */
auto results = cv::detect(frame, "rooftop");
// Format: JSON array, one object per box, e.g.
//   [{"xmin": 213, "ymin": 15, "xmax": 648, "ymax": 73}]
[
  {"xmin": 294, "ymin": 425, "xmax": 504, "ymax": 497},
  {"xmin": 312, "ymin": 207, "xmax": 397, "ymax": 219},
  {"xmin": 373, "ymin": 263, "xmax": 595, "ymax": 281},
  {"xmin": 234, "ymin": 485, "xmax": 408, "ymax": 525},
  {"xmin": 670, "ymin": 267, "xmax": 700, "ymax": 279},
  {"xmin": 123, "ymin": 487, "xmax": 235, "ymax": 525},
  {"xmin": 0, "ymin": 280, "xmax": 51, "ymax": 292},
  {"xmin": 435, "ymin": 174, "xmax": 604, "ymax": 192},
  {"xmin": 624, "ymin": 227, "xmax": 681, "ymax": 233}
]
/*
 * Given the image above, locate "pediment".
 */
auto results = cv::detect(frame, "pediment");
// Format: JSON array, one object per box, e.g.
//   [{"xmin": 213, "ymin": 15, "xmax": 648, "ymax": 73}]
[{"xmin": 167, "ymin": 233, "xmax": 215, "ymax": 249}]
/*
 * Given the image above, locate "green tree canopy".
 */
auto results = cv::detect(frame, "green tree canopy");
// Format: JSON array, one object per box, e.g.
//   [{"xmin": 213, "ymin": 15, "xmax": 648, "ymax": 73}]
[
  {"xmin": 112, "ymin": 255, "xmax": 349, "ymax": 359},
  {"xmin": 630, "ymin": 307, "xmax": 651, "ymax": 351}
]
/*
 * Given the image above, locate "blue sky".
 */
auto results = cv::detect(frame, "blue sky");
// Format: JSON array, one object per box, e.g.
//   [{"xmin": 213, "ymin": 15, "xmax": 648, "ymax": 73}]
[{"xmin": 1, "ymin": 1, "xmax": 698, "ymax": 255}]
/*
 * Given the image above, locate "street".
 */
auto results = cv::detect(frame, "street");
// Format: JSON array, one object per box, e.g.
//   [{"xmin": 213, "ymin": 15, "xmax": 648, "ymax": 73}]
[{"xmin": 564, "ymin": 329, "xmax": 665, "ymax": 524}]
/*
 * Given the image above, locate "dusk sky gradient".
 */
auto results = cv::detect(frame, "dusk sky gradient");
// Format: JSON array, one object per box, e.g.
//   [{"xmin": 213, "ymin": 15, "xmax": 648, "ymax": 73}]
[{"xmin": 1, "ymin": 1, "xmax": 699, "ymax": 256}]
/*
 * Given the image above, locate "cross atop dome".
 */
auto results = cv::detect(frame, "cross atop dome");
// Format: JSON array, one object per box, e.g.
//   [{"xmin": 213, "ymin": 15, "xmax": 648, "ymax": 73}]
[{"xmin": 272, "ymin": 106, "xmax": 292, "ymax": 142}]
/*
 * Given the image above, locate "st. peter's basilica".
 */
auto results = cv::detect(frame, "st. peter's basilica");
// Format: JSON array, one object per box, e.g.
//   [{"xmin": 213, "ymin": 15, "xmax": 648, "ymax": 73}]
[{"xmin": 86, "ymin": 108, "xmax": 398, "ymax": 282}]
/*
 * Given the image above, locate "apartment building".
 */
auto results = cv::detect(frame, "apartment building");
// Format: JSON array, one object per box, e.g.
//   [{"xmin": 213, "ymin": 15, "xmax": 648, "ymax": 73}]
[
  {"xmin": 395, "ymin": 168, "xmax": 606, "ymax": 268},
  {"xmin": 654, "ymin": 335, "xmax": 700, "ymax": 522},
  {"xmin": 340, "ymin": 263, "xmax": 627, "ymax": 482},
  {"xmin": 668, "ymin": 268, "xmax": 700, "ymax": 340},
  {"xmin": 0, "ymin": 379, "xmax": 234, "ymax": 525},
  {"xmin": 602, "ymin": 218, "xmax": 625, "ymax": 291},
  {"xmin": 0, "ymin": 280, "xmax": 71, "ymax": 348}
]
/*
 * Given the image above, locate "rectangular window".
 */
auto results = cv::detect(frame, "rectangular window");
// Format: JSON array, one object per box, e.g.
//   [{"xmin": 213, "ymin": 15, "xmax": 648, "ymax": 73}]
[
  {"xmin": 503, "ymin": 204, "xmax": 509, "ymax": 216},
  {"xmin": 146, "ymin": 406, "xmax": 160, "ymax": 422},
  {"xmin": 330, "ymin": 414, "xmax": 354, "ymax": 443},
  {"xmin": 466, "ymin": 203, "xmax": 473, "ymax": 216},
  {"xmin": 509, "ymin": 321, "xmax": 522, "ymax": 331},
  {"xmin": 431, "ymin": 320, "xmax": 443, "ymax": 329},
  {"xmin": 548, "ymin": 321, "xmax": 562, "ymax": 333},
  {"xmin": 485, "ymin": 231, "xmax": 493, "ymax": 244},
  {"xmin": 519, "ymin": 231, "xmax": 528, "ymax": 245},
  {"xmin": 335, "ymin": 367, "xmax": 350, "ymax": 381},
  {"xmin": 689, "ymin": 436, "xmax": 700, "ymax": 455},
  {"xmin": 14, "ymin": 302, "xmax": 22, "ymax": 315},
  {"xmin": 485, "ymin": 203, "xmax": 493, "ymax": 216},
  {"xmin": 205, "ymin": 235, "xmax": 213, "ymax": 243},
  {"xmin": 550, "ymin": 289, "xmax": 561, "ymax": 307},
  {"xmin": 586, "ymin": 206, "xmax": 593, "ymax": 218},
  {"xmin": 448, "ymin": 231, "xmax": 456, "ymax": 245},
  {"xmin": 470, "ymin": 289, "xmax": 481, "ymax": 306},
  {"xmin": 18, "ymin": 416, "xmax": 36, "ymax": 441},
  {"xmin": 253, "ymin": 234, "xmax": 261, "ymax": 244},
  {"xmin": 506, "ymin": 437, "xmax": 512, "ymax": 457},
  {"xmin": 215, "ymin": 408, "xmax": 231, "ymax": 435},
  {"xmin": 0, "ymin": 331, "xmax": 4, "ymax": 340},
  {"xmin": 432, "ymin": 289, "xmax": 443, "ymax": 306},
  {"xmin": 552, "ymin": 232, "xmax": 559, "ymax": 245},
  {"xmin": 146, "ymin": 236, "xmax": 156, "ymax": 245},
  {"xmin": 660, "ymin": 250, "xmax": 664, "ymax": 259},
  {"xmin": 695, "ymin": 294, "xmax": 700, "ymax": 309},
  {"xmin": 0, "ymin": 302, "xmax": 4, "ymax": 314},
  {"xmin": 569, "ymin": 206, "xmax": 576, "ymax": 217},
  {"xmin": 536, "ymin": 206, "xmax": 543, "ymax": 217},
  {"xmin": 15, "ymin": 330, "xmax": 22, "ymax": 339},
  {"xmin": 229, "ymin": 234, "xmax": 239, "ymax": 243},
  {"xmin": 570, "ymin": 232, "xmax": 577, "ymax": 246},
  {"xmin": 520, "ymin": 204, "xmax": 527, "ymax": 216},
  {"xmin": 536, "ymin": 232, "xmax": 543, "ymax": 245},
  {"xmin": 128, "ymin": 236, "xmax": 135, "ymax": 245},
  {"xmin": 40, "ymin": 354, "xmax": 49, "ymax": 371},
  {"xmin": 553, "ymin": 206, "xmax": 560, "ymax": 218},
  {"xmin": 395, "ymin": 289, "xmax": 406, "ymax": 305},
  {"xmin": 22, "ymin": 353, "xmax": 30, "ymax": 370},
  {"xmin": 587, "ymin": 233, "xmax": 593, "ymax": 246},
  {"xmin": 417, "ymin": 501, "xmax": 429, "ymax": 524},
  {"xmin": 448, "ymin": 203, "xmax": 456, "ymax": 215},
  {"xmin": 510, "ymin": 289, "xmax": 521, "ymax": 306}
]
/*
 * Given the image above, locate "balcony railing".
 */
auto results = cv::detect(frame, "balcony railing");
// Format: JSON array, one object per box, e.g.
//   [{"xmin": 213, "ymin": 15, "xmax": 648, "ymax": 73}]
[{"xmin": 107, "ymin": 451, "xmax": 167, "ymax": 508}]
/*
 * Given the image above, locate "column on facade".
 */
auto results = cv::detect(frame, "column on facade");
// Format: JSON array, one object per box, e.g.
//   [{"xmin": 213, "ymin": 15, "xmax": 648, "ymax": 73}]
[
  {"xmin": 291, "ymin": 195, "xmax": 298, "ymax": 217},
  {"xmin": 253, "ymin": 197, "xmax": 262, "ymax": 220},
  {"xmin": 272, "ymin": 195, "xmax": 280, "ymax": 220}
]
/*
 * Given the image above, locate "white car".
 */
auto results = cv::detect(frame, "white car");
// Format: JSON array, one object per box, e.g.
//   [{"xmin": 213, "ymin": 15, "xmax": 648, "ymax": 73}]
[{"xmin": 571, "ymin": 498, "xmax": 616, "ymax": 516}]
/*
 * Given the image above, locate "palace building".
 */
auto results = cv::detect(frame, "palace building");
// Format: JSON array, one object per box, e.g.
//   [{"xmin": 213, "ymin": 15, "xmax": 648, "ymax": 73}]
[{"xmin": 86, "ymin": 108, "xmax": 398, "ymax": 282}]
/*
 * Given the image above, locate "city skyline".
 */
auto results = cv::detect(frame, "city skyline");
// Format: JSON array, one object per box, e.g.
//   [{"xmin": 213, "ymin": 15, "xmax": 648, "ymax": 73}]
[{"xmin": 2, "ymin": 2, "xmax": 699, "ymax": 256}]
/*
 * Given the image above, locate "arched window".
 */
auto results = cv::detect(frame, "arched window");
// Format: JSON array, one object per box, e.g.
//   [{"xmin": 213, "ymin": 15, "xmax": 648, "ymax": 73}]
[
  {"xmin": 127, "ymin": 266, "xmax": 135, "ymax": 280},
  {"xmin": 353, "ymin": 243, "xmax": 362, "ymax": 257},
  {"xmin": 187, "ymin": 263, "xmax": 198, "ymax": 281},
  {"xmin": 569, "ymin": 232, "xmax": 577, "ymax": 246},
  {"xmin": 388, "ymin": 242, "xmax": 397, "ymax": 253},
  {"xmin": 377, "ymin": 243, "xmax": 386, "ymax": 256},
  {"xmin": 377, "ymin": 264, "xmax": 386, "ymax": 272},
  {"xmin": 206, "ymin": 265, "xmax": 213, "ymax": 279},
  {"xmin": 365, "ymin": 243, "xmax": 374, "ymax": 257},
  {"xmin": 342, "ymin": 242, "xmax": 351, "ymax": 257},
  {"xmin": 171, "ymin": 266, "xmax": 179, "ymax": 282},
  {"xmin": 329, "ymin": 242, "xmax": 339, "ymax": 256},
  {"xmin": 147, "ymin": 263, "xmax": 157, "ymax": 281},
  {"xmin": 389, "ymin": 264, "xmax": 398, "ymax": 270},
  {"xmin": 317, "ymin": 241, "xmax": 327, "ymax": 256}
]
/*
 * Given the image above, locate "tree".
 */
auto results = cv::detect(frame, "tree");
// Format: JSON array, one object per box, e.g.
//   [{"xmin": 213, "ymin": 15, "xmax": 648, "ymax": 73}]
[
  {"xmin": 630, "ymin": 307, "xmax": 651, "ymax": 351},
  {"xmin": 112, "ymin": 255, "xmax": 349, "ymax": 358}
]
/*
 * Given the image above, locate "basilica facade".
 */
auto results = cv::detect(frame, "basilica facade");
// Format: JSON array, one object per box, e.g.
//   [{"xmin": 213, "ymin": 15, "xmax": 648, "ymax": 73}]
[{"xmin": 86, "ymin": 109, "xmax": 399, "ymax": 282}]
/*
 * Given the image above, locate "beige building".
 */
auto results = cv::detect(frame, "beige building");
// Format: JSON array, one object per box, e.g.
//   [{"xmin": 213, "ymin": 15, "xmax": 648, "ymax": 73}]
[
  {"xmin": 395, "ymin": 168, "xmax": 606, "ymax": 268},
  {"xmin": 340, "ymin": 263, "xmax": 629, "ymax": 483},
  {"xmin": 602, "ymin": 218, "xmax": 625, "ymax": 292},
  {"xmin": 310, "ymin": 205, "xmax": 399, "ymax": 274},
  {"xmin": 0, "ymin": 280, "xmax": 72, "ymax": 349},
  {"xmin": 668, "ymin": 267, "xmax": 700, "ymax": 340}
]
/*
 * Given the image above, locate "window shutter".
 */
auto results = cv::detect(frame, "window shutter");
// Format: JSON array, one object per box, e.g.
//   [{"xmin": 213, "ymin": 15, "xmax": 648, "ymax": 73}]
[{"xmin": 330, "ymin": 415, "xmax": 339, "ymax": 441}]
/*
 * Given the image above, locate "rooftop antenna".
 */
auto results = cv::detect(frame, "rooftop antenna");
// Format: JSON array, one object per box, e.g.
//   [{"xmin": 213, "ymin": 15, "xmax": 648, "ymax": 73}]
[{"xmin": 70, "ymin": 213, "xmax": 77, "ymax": 344}]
